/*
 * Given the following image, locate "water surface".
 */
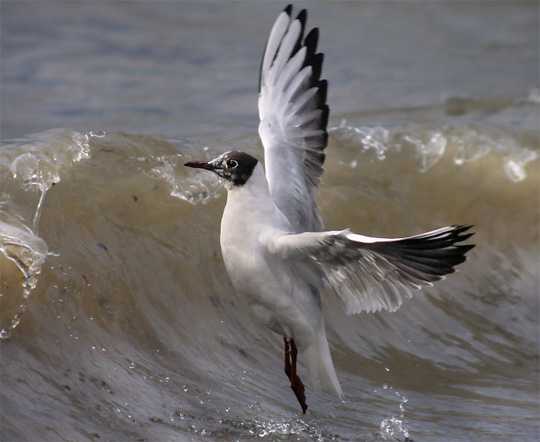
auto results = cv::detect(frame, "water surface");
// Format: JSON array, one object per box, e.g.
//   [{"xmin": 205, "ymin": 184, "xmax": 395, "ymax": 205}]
[{"xmin": 1, "ymin": 2, "xmax": 539, "ymax": 441}]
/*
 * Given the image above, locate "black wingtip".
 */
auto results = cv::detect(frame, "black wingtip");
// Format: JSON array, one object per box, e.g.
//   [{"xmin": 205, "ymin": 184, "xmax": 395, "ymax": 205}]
[
  {"xmin": 454, "ymin": 224, "xmax": 475, "ymax": 233},
  {"xmin": 283, "ymin": 4, "xmax": 293, "ymax": 16},
  {"xmin": 316, "ymin": 79, "xmax": 328, "ymax": 106},
  {"xmin": 458, "ymin": 232, "xmax": 475, "ymax": 242},
  {"xmin": 296, "ymin": 9, "xmax": 307, "ymax": 24},
  {"xmin": 453, "ymin": 225, "xmax": 476, "ymax": 242},
  {"xmin": 304, "ymin": 28, "xmax": 319, "ymax": 56},
  {"xmin": 458, "ymin": 244, "xmax": 476, "ymax": 254},
  {"xmin": 320, "ymin": 104, "xmax": 330, "ymax": 130},
  {"xmin": 306, "ymin": 53, "xmax": 320, "ymax": 82},
  {"xmin": 292, "ymin": 9, "xmax": 307, "ymax": 56}
]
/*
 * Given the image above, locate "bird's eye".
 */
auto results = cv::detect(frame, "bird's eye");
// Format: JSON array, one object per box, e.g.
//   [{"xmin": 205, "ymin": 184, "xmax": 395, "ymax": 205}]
[{"xmin": 227, "ymin": 159, "xmax": 239, "ymax": 169}]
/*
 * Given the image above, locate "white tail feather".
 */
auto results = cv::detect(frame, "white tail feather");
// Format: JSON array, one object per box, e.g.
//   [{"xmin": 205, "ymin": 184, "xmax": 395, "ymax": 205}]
[{"xmin": 302, "ymin": 323, "xmax": 343, "ymax": 398}]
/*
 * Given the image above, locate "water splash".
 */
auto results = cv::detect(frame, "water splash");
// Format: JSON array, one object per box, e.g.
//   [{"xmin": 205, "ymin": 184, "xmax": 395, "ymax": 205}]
[
  {"xmin": 503, "ymin": 149, "xmax": 538, "ymax": 183},
  {"xmin": 9, "ymin": 151, "xmax": 60, "ymax": 232},
  {"xmin": 401, "ymin": 131, "xmax": 447, "ymax": 172},
  {"xmin": 527, "ymin": 87, "xmax": 540, "ymax": 104},
  {"xmin": 0, "ymin": 129, "xmax": 95, "ymax": 338},
  {"xmin": 253, "ymin": 417, "xmax": 324, "ymax": 440},
  {"xmin": 379, "ymin": 385, "xmax": 411, "ymax": 441},
  {"xmin": 331, "ymin": 121, "xmax": 539, "ymax": 181},
  {"xmin": 0, "ymin": 217, "xmax": 48, "ymax": 340},
  {"xmin": 330, "ymin": 120, "xmax": 389, "ymax": 160},
  {"xmin": 451, "ymin": 128, "xmax": 494, "ymax": 165},
  {"xmin": 151, "ymin": 152, "xmax": 222, "ymax": 205},
  {"xmin": 7, "ymin": 129, "xmax": 94, "ymax": 232},
  {"xmin": 331, "ymin": 120, "xmax": 449, "ymax": 170}
]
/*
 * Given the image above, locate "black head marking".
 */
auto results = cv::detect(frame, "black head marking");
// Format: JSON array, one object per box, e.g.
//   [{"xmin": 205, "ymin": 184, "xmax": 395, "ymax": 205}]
[
  {"xmin": 185, "ymin": 151, "xmax": 258, "ymax": 186},
  {"xmin": 219, "ymin": 151, "xmax": 259, "ymax": 186}
]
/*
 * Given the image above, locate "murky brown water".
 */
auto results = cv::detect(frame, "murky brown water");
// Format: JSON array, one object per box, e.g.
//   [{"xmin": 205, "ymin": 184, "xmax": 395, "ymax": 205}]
[{"xmin": 1, "ymin": 2, "xmax": 539, "ymax": 441}]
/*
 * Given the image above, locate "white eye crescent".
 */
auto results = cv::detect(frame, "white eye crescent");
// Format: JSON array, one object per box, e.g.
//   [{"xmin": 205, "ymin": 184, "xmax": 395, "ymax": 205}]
[{"xmin": 227, "ymin": 159, "xmax": 239, "ymax": 169}]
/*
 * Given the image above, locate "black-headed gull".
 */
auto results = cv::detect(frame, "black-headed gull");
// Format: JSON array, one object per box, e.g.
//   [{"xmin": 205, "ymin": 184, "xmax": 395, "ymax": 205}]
[{"xmin": 185, "ymin": 5, "xmax": 474, "ymax": 414}]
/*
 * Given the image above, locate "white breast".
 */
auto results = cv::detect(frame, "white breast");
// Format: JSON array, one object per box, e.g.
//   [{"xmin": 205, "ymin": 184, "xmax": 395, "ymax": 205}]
[
  {"xmin": 220, "ymin": 164, "xmax": 284, "ymax": 293},
  {"xmin": 219, "ymin": 163, "xmax": 322, "ymax": 342}
]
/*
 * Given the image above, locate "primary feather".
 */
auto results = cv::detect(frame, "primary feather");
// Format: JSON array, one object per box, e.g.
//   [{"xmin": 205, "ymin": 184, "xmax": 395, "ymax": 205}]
[
  {"xmin": 258, "ymin": 7, "xmax": 329, "ymax": 233},
  {"xmin": 268, "ymin": 225, "xmax": 475, "ymax": 314}
]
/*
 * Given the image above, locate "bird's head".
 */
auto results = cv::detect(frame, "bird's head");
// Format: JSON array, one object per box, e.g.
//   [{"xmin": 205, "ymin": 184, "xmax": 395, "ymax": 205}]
[{"xmin": 184, "ymin": 151, "xmax": 259, "ymax": 187}]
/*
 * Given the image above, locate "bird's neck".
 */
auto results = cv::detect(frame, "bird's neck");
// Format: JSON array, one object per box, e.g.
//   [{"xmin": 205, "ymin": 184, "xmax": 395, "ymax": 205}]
[
  {"xmin": 226, "ymin": 162, "xmax": 270, "ymax": 199},
  {"xmin": 224, "ymin": 162, "xmax": 277, "ymax": 222}
]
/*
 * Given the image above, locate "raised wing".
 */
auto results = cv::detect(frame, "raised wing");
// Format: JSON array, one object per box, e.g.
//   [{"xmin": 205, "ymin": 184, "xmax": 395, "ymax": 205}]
[
  {"xmin": 268, "ymin": 225, "xmax": 475, "ymax": 314},
  {"xmin": 258, "ymin": 5, "xmax": 329, "ymax": 232}
]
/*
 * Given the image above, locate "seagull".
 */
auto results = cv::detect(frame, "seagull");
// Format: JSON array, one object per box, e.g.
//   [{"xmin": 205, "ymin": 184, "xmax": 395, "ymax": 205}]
[{"xmin": 185, "ymin": 5, "xmax": 474, "ymax": 414}]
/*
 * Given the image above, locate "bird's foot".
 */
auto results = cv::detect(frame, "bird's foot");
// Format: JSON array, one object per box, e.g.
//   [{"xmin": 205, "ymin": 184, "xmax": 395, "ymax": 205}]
[
  {"xmin": 283, "ymin": 337, "xmax": 308, "ymax": 414},
  {"xmin": 291, "ymin": 372, "xmax": 308, "ymax": 414}
]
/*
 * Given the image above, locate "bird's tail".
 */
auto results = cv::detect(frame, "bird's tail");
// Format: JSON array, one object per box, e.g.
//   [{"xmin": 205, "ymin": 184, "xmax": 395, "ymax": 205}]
[{"xmin": 303, "ymin": 321, "xmax": 343, "ymax": 398}]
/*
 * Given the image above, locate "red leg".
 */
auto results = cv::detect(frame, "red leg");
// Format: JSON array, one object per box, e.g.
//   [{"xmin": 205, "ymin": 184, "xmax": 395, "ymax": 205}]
[
  {"xmin": 285, "ymin": 338, "xmax": 307, "ymax": 414},
  {"xmin": 290, "ymin": 339, "xmax": 298, "ymax": 376},
  {"xmin": 283, "ymin": 337, "xmax": 292, "ymax": 380}
]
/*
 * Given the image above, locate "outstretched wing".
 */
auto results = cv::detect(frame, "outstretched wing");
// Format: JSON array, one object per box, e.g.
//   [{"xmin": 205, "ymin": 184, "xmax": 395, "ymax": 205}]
[
  {"xmin": 258, "ymin": 5, "xmax": 329, "ymax": 232},
  {"xmin": 268, "ymin": 225, "xmax": 475, "ymax": 314}
]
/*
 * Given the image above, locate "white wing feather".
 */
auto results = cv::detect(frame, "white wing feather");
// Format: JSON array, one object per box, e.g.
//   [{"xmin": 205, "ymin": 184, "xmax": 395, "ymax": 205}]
[
  {"xmin": 268, "ymin": 225, "xmax": 475, "ymax": 314},
  {"xmin": 258, "ymin": 7, "xmax": 328, "ymax": 232}
]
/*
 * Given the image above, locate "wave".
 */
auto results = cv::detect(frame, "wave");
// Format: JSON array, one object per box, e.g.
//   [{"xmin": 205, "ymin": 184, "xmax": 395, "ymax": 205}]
[{"xmin": 1, "ymin": 119, "xmax": 538, "ymax": 441}]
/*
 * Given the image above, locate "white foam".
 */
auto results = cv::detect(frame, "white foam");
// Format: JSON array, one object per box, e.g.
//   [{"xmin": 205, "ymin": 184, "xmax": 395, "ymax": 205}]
[
  {"xmin": 330, "ymin": 120, "xmax": 390, "ymax": 160},
  {"xmin": 0, "ymin": 216, "xmax": 48, "ymax": 340},
  {"xmin": 331, "ymin": 122, "xmax": 539, "ymax": 182},
  {"xmin": 379, "ymin": 387, "xmax": 411, "ymax": 440},
  {"xmin": 403, "ymin": 131, "xmax": 447, "ymax": 172},
  {"xmin": 503, "ymin": 149, "xmax": 538, "ymax": 183},
  {"xmin": 151, "ymin": 155, "xmax": 222, "ymax": 205},
  {"xmin": 527, "ymin": 88, "xmax": 540, "ymax": 104},
  {"xmin": 5, "ymin": 129, "xmax": 96, "ymax": 232}
]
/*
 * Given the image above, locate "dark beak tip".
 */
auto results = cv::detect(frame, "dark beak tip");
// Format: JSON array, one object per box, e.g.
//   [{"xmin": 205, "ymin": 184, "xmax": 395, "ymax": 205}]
[{"xmin": 184, "ymin": 160, "xmax": 209, "ymax": 169}]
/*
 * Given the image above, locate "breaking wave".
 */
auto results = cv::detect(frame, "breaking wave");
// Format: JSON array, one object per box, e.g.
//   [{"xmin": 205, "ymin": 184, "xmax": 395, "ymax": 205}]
[{"xmin": 1, "ymin": 116, "xmax": 538, "ymax": 441}]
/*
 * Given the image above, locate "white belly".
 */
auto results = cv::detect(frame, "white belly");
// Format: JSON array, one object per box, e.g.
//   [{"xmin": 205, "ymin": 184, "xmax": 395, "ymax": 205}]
[
  {"xmin": 222, "ymin": 244, "xmax": 321, "ymax": 344},
  {"xmin": 218, "ymin": 165, "xmax": 324, "ymax": 347},
  {"xmin": 220, "ymin": 197, "xmax": 321, "ymax": 346}
]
